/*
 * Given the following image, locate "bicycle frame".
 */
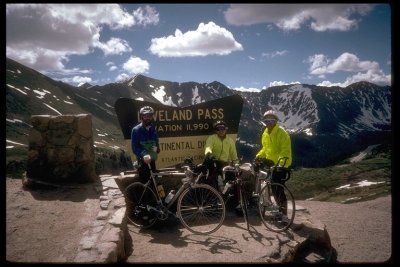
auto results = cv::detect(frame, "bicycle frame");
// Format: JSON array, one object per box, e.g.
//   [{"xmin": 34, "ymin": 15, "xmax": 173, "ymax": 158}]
[
  {"xmin": 253, "ymin": 157, "xmax": 290, "ymax": 193},
  {"xmin": 222, "ymin": 163, "xmax": 251, "ymax": 230},
  {"xmin": 125, "ymin": 162, "xmax": 226, "ymax": 234},
  {"xmin": 146, "ymin": 164, "xmax": 201, "ymax": 215}
]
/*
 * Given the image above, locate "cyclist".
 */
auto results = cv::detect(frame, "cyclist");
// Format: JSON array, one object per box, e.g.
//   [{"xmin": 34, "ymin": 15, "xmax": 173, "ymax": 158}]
[
  {"xmin": 204, "ymin": 120, "xmax": 239, "ymax": 190},
  {"xmin": 254, "ymin": 110, "xmax": 292, "ymax": 219},
  {"xmin": 131, "ymin": 106, "xmax": 160, "ymax": 183}
]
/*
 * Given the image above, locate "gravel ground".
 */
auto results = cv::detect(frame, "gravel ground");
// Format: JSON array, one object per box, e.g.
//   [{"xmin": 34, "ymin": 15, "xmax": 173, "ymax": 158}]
[{"xmin": 297, "ymin": 195, "xmax": 393, "ymax": 263}]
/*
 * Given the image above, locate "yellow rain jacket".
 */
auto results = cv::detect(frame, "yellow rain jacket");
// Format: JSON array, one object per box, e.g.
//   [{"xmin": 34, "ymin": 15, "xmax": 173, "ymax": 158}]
[
  {"xmin": 204, "ymin": 134, "xmax": 238, "ymax": 162},
  {"xmin": 256, "ymin": 124, "xmax": 292, "ymax": 167}
]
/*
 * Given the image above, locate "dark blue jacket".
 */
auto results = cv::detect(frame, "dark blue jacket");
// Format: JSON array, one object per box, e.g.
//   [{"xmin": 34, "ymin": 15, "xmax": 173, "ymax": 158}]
[{"xmin": 131, "ymin": 122, "xmax": 160, "ymax": 160}]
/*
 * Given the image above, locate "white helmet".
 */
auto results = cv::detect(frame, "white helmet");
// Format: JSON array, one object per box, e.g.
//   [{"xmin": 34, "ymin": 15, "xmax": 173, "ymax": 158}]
[
  {"xmin": 263, "ymin": 110, "xmax": 279, "ymax": 121},
  {"xmin": 139, "ymin": 106, "xmax": 154, "ymax": 116}
]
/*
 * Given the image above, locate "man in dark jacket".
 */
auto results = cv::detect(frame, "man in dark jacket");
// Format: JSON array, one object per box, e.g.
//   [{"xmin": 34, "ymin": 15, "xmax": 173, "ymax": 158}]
[{"xmin": 131, "ymin": 106, "xmax": 160, "ymax": 183}]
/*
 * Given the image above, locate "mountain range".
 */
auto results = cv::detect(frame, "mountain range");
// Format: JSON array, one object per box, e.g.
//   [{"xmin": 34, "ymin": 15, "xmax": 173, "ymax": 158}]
[{"xmin": 6, "ymin": 57, "xmax": 391, "ymax": 168}]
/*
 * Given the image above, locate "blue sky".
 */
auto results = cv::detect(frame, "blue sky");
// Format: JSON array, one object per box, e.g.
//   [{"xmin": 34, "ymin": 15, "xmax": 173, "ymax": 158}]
[{"xmin": 6, "ymin": 3, "xmax": 392, "ymax": 91}]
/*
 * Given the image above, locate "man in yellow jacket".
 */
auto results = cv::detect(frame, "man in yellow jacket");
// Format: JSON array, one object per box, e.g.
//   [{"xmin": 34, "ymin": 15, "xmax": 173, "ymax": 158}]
[
  {"xmin": 256, "ymin": 110, "xmax": 292, "ymax": 168},
  {"xmin": 205, "ymin": 120, "xmax": 238, "ymax": 163},
  {"xmin": 255, "ymin": 110, "xmax": 292, "ymax": 218},
  {"xmin": 204, "ymin": 120, "xmax": 239, "ymax": 191}
]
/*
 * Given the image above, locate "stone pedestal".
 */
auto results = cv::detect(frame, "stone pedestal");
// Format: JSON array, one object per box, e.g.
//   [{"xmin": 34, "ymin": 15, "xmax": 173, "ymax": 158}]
[{"xmin": 26, "ymin": 114, "xmax": 98, "ymax": 183}]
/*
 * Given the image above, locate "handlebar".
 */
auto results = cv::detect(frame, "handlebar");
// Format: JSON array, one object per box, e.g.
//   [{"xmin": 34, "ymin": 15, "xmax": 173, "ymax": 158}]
[
  {"xmin": 253, "ymin": 157, "xmax": 289, "ymax": 169},
  {"xmin": 276, "ymin": 157, "xmax": 289, "ymax": 167},
  {"xmin": 253, "ymin": 157, "xmax": 291, "ymax": 181}
]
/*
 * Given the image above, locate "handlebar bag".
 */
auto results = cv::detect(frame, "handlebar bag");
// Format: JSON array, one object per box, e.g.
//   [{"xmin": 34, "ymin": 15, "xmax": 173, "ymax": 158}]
[{"xmin": 272, "ymin": 167, "xmax": 291, "ymax": 182}]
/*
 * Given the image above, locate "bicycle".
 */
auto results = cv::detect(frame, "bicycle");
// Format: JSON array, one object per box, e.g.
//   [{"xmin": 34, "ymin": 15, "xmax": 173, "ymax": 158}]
[
  {"xmin": 124, "ymin": 163, "xmax": 226, "ymax": 235},
  {"xmin": 184, "ymin": 157, "xmax": 255, "ymax": 231},
  {"xmin": 253, "ymin": 157, "xmax": 295, "ymax": 232}
]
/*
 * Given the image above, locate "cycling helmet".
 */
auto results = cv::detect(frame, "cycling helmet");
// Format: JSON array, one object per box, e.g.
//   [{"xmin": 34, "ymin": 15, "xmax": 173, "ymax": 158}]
[
  {"xmin": 263, "ymin": 110, "xmax": 279, "ymax": 121},
  {"xmin": 213, "ymin": 120, "xmax": 227, "ymax": 130},
  {"xmin": 139, "ymin": 106, "xmax": 154, "ymax": 116}
]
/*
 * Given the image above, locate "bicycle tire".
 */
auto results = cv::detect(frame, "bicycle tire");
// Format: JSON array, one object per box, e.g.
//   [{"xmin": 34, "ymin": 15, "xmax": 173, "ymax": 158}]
[
  {"xmin": 124, "ymin": 182, "xmax": 158, "ymax": 229},
  {"xmin": 258, "ymin": 182, "xmax": 295, "ymax": 232},
  {"xmin": 177, "ymin": 184, "xmax": 225, "ymax": 234},
  {"xmin": 239, "ymin": 185, "xmax": 250, "ymax": 230}
]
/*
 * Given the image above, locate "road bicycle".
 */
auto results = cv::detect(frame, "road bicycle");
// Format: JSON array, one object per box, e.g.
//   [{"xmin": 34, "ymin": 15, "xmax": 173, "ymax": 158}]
[
  {"xmin": 253, "ymin": 157, "xmax": 295, "ymax": 232},
  {"xmin": 221, "ymin": 157, "xmax": 295, "ymax": 232},
  {"xmin": 185, "ymin": 156, "xmax": 254, "ymax": 231},
  {"xmin": 124, "ymin": 163, "xmax": 226, "ymax": 235},
  {"xmin": 180, "ymin": 156, "xmax": 295, "ymax": 232}
]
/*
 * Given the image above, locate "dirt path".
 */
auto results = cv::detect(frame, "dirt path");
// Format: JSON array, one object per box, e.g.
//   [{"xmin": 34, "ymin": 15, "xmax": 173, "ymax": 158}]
[
  {"xmin": 5, "ymin": 177, "xmax": 100, "ymax": 263},
  {"xmin": 125, "ymin": 210, "xmax": 296, "ymax": 263},
  {"xmin": 124, "ymin": 196, "xmax": 392, "ymax": 263}
]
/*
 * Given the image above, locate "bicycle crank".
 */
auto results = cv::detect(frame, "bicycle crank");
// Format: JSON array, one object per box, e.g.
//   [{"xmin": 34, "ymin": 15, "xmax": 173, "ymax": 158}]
[{"xmin": 146, "ymin": 204, "xmax": 169, "ymax": 220}]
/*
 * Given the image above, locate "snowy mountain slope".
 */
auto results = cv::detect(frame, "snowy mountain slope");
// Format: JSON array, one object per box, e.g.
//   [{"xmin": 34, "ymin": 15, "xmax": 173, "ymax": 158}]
[{"xmin": 6, "ymin": 57, "xmax": 391, "ymax": 167}]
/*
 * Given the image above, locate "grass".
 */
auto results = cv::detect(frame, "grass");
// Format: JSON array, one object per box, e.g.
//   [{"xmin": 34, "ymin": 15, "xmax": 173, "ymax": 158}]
[{"xmin": 286, "ymin": 154, "xmax": 391, "ymax": 203}]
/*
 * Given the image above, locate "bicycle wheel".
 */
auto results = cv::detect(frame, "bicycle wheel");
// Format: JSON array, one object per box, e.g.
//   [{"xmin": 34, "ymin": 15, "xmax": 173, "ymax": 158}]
[
  {"xmin": 239, "ymin": 185, "xmax": 250, "ymax": 230},
  {"xmin": 124, "ymin": 182, "xmax": 158, "ymax": 229},
  {"xmin": 177, "ymin": 184, "xmax": 225, "ymax": 234},
  {"xmin": 258, "ymin": 182, "xmax": 295, "ymax": 232}
]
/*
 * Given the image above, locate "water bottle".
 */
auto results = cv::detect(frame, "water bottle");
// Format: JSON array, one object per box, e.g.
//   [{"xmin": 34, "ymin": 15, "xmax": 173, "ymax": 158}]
[
  {"xmin": 222, "ymin": 181, "xmax": 233, "ymax": 195},
  {"xmin": 157, "ymin": 185, "xmax": 165, "ymax": 198},
  {"xmin": 217, "ymin": 175, "xmax": 224, "ymax": 192},
  {"xmin": 165, "ymin": 190, "xmax": 175, "ymax": 204}
]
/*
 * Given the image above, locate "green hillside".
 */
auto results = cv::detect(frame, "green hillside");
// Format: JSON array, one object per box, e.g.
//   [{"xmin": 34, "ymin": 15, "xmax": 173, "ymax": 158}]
[{"xmin": 286, "ymin": 144, "xmax": 391, "ymax": 203}]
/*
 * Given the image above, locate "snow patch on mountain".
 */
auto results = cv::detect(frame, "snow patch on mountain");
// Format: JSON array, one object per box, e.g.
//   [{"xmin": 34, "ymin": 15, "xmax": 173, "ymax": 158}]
[
  {"xmin": 270, "ymin": 85, "xmax": 319, "ymax": 135},
  {"xmin": 152, "ymin": 85, "xmax": 176, "ymax": 106},
  {"xmin": 192, "ymin": 86, "xmax": 203, "ymax": 105}
]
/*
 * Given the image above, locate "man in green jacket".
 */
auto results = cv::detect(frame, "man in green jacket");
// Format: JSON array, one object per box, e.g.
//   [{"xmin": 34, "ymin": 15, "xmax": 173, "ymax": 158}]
[{"xmin": 255, "ymin": 110, "xmax": 292, "ymax": 218}]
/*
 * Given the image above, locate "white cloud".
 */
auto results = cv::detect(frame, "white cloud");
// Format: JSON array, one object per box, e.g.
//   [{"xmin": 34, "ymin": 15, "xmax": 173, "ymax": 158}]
[
  {"xmin": 269, "ymin": 81, "xmax": 301, "ymax": 87},
  {"xmin": 224, "ymin": 4, "xmax": 373, "ymax": 31},
  {"xmin": 262, "ymin": 50, "xmax": 289, "ymax": 58},
  {"xmin": 94, "ymin": 37, "xmax": 132, "ymax": 56},
  {"xmin": 115, "ymin": 73, "xmax": 131, "ymax": 82},
  {"xmin": 341, "ymin": 69, "xmax": 391, "ymax": 87},
  {"xmin": 317, "ymin": 80, "xmax": 343, "ymax": 87},
  {"xmin": 232, "ymin": 86, "xmax": 261, "ymax": 92},
  {"xmin": 307, "ymin": 52, "xmax": 391, "ymax": 86},
  {"xmin": 6, "ymin": 4, "xmax": 157, "ymax": 73},
  {"xmin": 60, "ymin": 76, "xmax": 93, "ymax": 86},
  {"xmin": 132, "ymin": 5, "xmax": 159, "ymax": 26},
  {"xmin": 122, "ymin": 56, "xmax": 150, "ymax": 74},
  {"xmin": 149, "ymin": 21, "xmax": 243, "ymax": 57},
  {"xmin": 106, "ymin": 61, "xmax": 117, "ymax": 71}
]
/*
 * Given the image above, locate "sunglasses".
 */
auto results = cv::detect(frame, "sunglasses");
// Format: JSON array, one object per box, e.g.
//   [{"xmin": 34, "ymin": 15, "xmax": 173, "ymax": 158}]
[
  {"xmin": 216, "ymin": 126, "xmax": 227, "ymax": 131},
  {"xmin": 264, "ymin": 119, "xmax": 277, "ymax": 124}
]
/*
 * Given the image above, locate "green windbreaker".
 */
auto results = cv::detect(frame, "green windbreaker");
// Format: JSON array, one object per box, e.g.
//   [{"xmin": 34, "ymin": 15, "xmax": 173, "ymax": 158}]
[
  {"xmin": 256, "ymin": 124, "xmax": 292, "ymax": 167},
  {"xmin": 204, "ymin": 134, "xmax": 238, "ymax": 162}
]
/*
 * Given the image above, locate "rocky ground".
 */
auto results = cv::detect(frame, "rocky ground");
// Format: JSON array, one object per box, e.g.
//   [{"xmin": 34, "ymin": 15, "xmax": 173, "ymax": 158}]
[{"xmin": 5, "ymin": 177, "xmax": 393, "ymax": 263}]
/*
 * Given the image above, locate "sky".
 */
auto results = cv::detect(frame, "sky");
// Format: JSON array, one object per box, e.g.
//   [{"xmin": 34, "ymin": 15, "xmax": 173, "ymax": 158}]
[{"xmin": 6, "ymin": 3, "xmax": 393, "ymax": 91}]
